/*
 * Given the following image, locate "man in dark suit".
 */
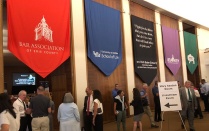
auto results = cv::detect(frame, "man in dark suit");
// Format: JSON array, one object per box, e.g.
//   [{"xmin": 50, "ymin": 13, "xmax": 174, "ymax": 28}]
[
  {"xmin": 179, "ymin": 80, "xmax": 197, "ymax": 131},
  {"xmin": 152, "ymin": 81, "xmax": 162, "ymax": 122},
  {"xmin": 83, "ymin": 87, "xmax": 93, "ymax": 131}
]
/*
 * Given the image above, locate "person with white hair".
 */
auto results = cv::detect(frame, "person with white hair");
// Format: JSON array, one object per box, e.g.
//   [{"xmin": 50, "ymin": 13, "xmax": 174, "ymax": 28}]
[
  {"xmin": 58, "ymin": 92, "xmax": 80, "ymax": 131},
  {"xmin": 13, "ymin": 90, "xmax": 27, "ymax": 131},
  {"xmin": 179, "ymin": 80, "xmax": 197, "ymax": 131},
  {"xmin": 140, "ymin": 83, "xmax": 159, "ymax": 128}
]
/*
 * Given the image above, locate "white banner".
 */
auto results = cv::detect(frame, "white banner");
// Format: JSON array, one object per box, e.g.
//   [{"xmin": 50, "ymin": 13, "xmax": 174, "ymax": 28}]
[{"xmin": 158, "ymin": 81, "xmax": 182, "ymax": 111}]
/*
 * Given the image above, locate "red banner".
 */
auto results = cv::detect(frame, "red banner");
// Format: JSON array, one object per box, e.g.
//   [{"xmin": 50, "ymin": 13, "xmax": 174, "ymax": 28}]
[{"xmin": 7, "ymin": 0, "xmax": 70, "ymax": 78}]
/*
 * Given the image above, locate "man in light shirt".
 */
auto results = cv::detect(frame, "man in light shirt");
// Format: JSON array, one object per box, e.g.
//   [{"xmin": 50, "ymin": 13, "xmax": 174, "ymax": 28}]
[
  {"xmin": 200, "ymin": 79, "xmax": 209, "ymax": 112},
  {"xmin": 13, "ymin": 90, "xmax": 27, "ymax": 131}
]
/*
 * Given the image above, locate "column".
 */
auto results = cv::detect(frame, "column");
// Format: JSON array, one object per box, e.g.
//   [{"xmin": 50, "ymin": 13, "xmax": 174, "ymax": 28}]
[
  {"xmin": 71, "ymin": 0, "xmax": 88, "ymax": 126},
  {"xmin": 178, "ymin": 21, "xmax": 187, "ymax": 82},
  {"xmin": 196, "ymin": 28, "xmax": 209, "ymax": 81},
  {"xmin": 121, "ymin": 0, "xmax": 135, "ymax": 115},
  {"xmin": 154, "ymin": 11, "xmax": 166, "ymax": 82}
]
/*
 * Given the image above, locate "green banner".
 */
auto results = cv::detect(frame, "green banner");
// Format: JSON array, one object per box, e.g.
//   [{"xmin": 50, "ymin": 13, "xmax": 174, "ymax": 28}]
[{"xmin": 183, "ymin": 31, "xmax": 198, "ymax": 74}]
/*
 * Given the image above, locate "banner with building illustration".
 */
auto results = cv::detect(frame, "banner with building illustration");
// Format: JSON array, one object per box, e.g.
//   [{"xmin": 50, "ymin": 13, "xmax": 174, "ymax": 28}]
[
  {"xmin": 131, "ymin": 15, "xmax": 157, "ymax": 85},
  {"xmin": 183, "ymin": 31, "xmax": 198, "ymax": 74},
  {"xmin": 7, "ymin": 0, "xmax": 70, "ymax": 78},
  {"xmin": 85, "ymin": 0, "xmax": 122, "ymax": 76},
  {"xmin": 162, "ymin": 26, "xmax": 181, "ymax": 75}
]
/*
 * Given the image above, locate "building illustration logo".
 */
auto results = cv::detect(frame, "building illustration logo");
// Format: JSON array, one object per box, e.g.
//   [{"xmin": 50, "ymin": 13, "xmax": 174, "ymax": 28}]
[
  {"xmin": 93, "ymin": 50, "xmax": 119, "ymax": 59},
  {"xmin": 167, "ymin": 54, "xmax": 179, "ymax": 64},
  {"xmin": 187, "ymin": 54, "xmax": 195, "ymax": 64},
  {"xmin": 34, "ymin": 16, "xmax": 53, "ymax": 42},
  {"xmin": 93, "ymin": 51, "xmax": 101, "ymax": 57}
]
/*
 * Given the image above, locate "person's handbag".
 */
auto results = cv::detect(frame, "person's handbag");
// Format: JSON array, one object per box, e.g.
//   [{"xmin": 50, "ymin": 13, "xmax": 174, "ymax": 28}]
[
  {"xmin": 142, "ymin": 98, "xmax": 148, "ymax": 106},
  {"xmin": 97, "ymin": 107, "xmax": 102, "ymax": 113},
  {"xmin": 97, "ymin": 101, "xmax": 102, "ymax": 114}
]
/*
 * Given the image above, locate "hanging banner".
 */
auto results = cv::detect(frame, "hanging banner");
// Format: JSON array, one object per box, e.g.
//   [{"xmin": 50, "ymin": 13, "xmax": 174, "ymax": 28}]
[
  {"xmin": 131, "ymin": 15, "xmax": 157, "ymax": 85},
  {"xmin": 162, "ymin": 26, "xmax": 181, "ymax": 75},
  {"xmin": 84, "ymin": 0, "xmax": 122, "ymax": 76},
  {"xmin": 7, "ymin": 0, "xmax": 70, "ymax": 78},
  {"xmin": 183, "ymin": 31, "xmax": 198, "ymax": 74}
]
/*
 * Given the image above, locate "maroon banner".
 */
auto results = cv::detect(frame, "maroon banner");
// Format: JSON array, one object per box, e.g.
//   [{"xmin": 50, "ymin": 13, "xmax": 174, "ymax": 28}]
[{"xmin": 7, "ymin": 0, "xmax": 70, "ymax": 78}]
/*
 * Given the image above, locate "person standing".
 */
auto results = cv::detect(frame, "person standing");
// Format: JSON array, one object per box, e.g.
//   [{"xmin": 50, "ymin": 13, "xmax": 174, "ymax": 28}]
[
  {"xmin": 179, "ymin": 80, "xmax": 197, "ymax": 131},
  {"xmin": 191, "ymin": 84, "xmax": 203, "ymax": 119},
  {"xmin": 25, "ymin": 96, "xmax": 32, "ymax": 131},
  {"xmin": 152, "ymin": 81, "xmax": 162, "ymax": 122},
  {"xmin": 140, "ymin": 83, "xmax": 159, "ymax": 128},
  {"xmin": 83, "ymin": 87, "xmax": 93, "ymax": 131},
  {"xmin": 44, "ymin": 91, "xmax": 55, "ymax": 131},
  {"xmin": 112, "ymin": 84, "xmax": 119, "ymax": 121},
  {"xmin": 13, "ymin": 90, "xmax": 27, "ymax": 131},
  {"xmin": 26, "ymin": 86, "xmax": 51, "ymax": 131},
  {"xmin": 57, "ymin": 92, "xmax": 80, "ymax": 131},
  {"xmin": 200, "ymin": 79, "xmax": 209, "ymax": 112},
  {"xmin": 0, "ymin": 93, "xmax": 20, "ymax": 131},
  {"xmin": 112, "ymin": 84, "xmax": 119, "ymax": 99},
  {"xmin": 92, "ymin": 90, "xmax": 103, "ymax": 131},
  {"xmin": 114, "ymin": 90, "xmax": 128, "ymax": 131},
  {"xmin": 178, "ymin": 81, "xmax": 182, "ymax": 88},
  {"xmin": 130, "ymin": 88, "xmax": 144, "ymax": 131}
]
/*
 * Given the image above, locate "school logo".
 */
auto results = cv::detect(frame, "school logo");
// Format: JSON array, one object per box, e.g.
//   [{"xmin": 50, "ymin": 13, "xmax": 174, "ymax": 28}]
[
  {"xmin": 93, "ymin": 51, "xmax": 101, "ymax": 57},
  {"xmin": 34, "ymin": 16, "xmax": 53, "ymax": 42},
  {"xmin": 187, "ymin": 54, "xmax": 195, "ymax": 64},
  {"xmin": 167, "ymin": 54, "xmax": 179, "ymax": 64}
]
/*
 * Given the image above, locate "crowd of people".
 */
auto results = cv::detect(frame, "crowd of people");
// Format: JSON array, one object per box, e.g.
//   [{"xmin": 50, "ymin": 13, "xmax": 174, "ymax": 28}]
[
  {"xmin": 0, "ymin": 86, "xmax": 55, "ymax": 131},
  {"xmin": 0, "ymin": 79, "xmax": 208, "ymax": 131}
]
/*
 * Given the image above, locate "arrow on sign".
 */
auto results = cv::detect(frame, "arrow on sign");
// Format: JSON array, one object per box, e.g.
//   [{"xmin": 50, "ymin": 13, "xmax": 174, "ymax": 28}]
[{"xmin": 165, "ymin": 103, "xmax": 178, "ymax": 108}]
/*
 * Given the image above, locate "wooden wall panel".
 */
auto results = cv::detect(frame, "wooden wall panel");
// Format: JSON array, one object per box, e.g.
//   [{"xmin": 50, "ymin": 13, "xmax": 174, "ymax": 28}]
[
  {"xmin": 187, "ymin": 66, "xmax": 200, "ymax": 87},
  {"xmin": 160, "ymin": 14, "xmax": 183, "ymax": 84},
  {"xmin": 87, "ymin": 52, "xmax": 128, "ymax": 122},
  {"xmin": 51, "ymin": 75, "xmax": 67, "ymax": 129},
  {"xmin": 130, "ymin": 2, "xmax": 155, "ymax": 22},
  {"xmin": 94, "ymin": 0, "xmax": 121, "ymax": 11},
  {"xmin": 161, "ymin": 15, "xmax": 178, "ymax": 29},
  {"xmin": 87, "ymin": 0, "xmax": 126, "ymax": 123},
  {"xmin": 130, "ymin": 1, "xmax": 157, "ymax": 109},
  {"xmin": 51, "ymin": 58, "xmax": 72, "ymax": 129},
  {"xmin": 87, "ymin": 56, "xmax": 127, "ymax": 123}
]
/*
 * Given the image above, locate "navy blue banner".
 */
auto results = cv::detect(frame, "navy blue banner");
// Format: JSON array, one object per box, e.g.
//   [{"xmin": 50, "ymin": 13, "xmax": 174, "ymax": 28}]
[
  {"xmin": 131, "ymin": 15, "xmax": 157, "ymax": 85},
  {"xmin": 84, "ymin": 0, "xmax": 122, "ymax": 76}
]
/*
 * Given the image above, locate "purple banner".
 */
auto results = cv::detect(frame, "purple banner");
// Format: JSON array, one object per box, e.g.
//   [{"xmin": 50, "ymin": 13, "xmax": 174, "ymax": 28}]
[{"xmin": 162, "ymin": 26, "xmax": 181, "ymax": 75}]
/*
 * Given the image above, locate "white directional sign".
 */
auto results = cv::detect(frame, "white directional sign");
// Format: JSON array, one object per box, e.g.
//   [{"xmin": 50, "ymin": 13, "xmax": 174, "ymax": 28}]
[{"xmin": 158, "ymin": 81, "xmax": 182, "ymax": 111}]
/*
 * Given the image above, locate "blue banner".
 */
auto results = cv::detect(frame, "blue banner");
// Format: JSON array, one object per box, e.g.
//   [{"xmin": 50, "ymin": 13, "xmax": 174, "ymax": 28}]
[{"xmin": 84, "ymin": 0, "xmax": 122, "ymax": 76}]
